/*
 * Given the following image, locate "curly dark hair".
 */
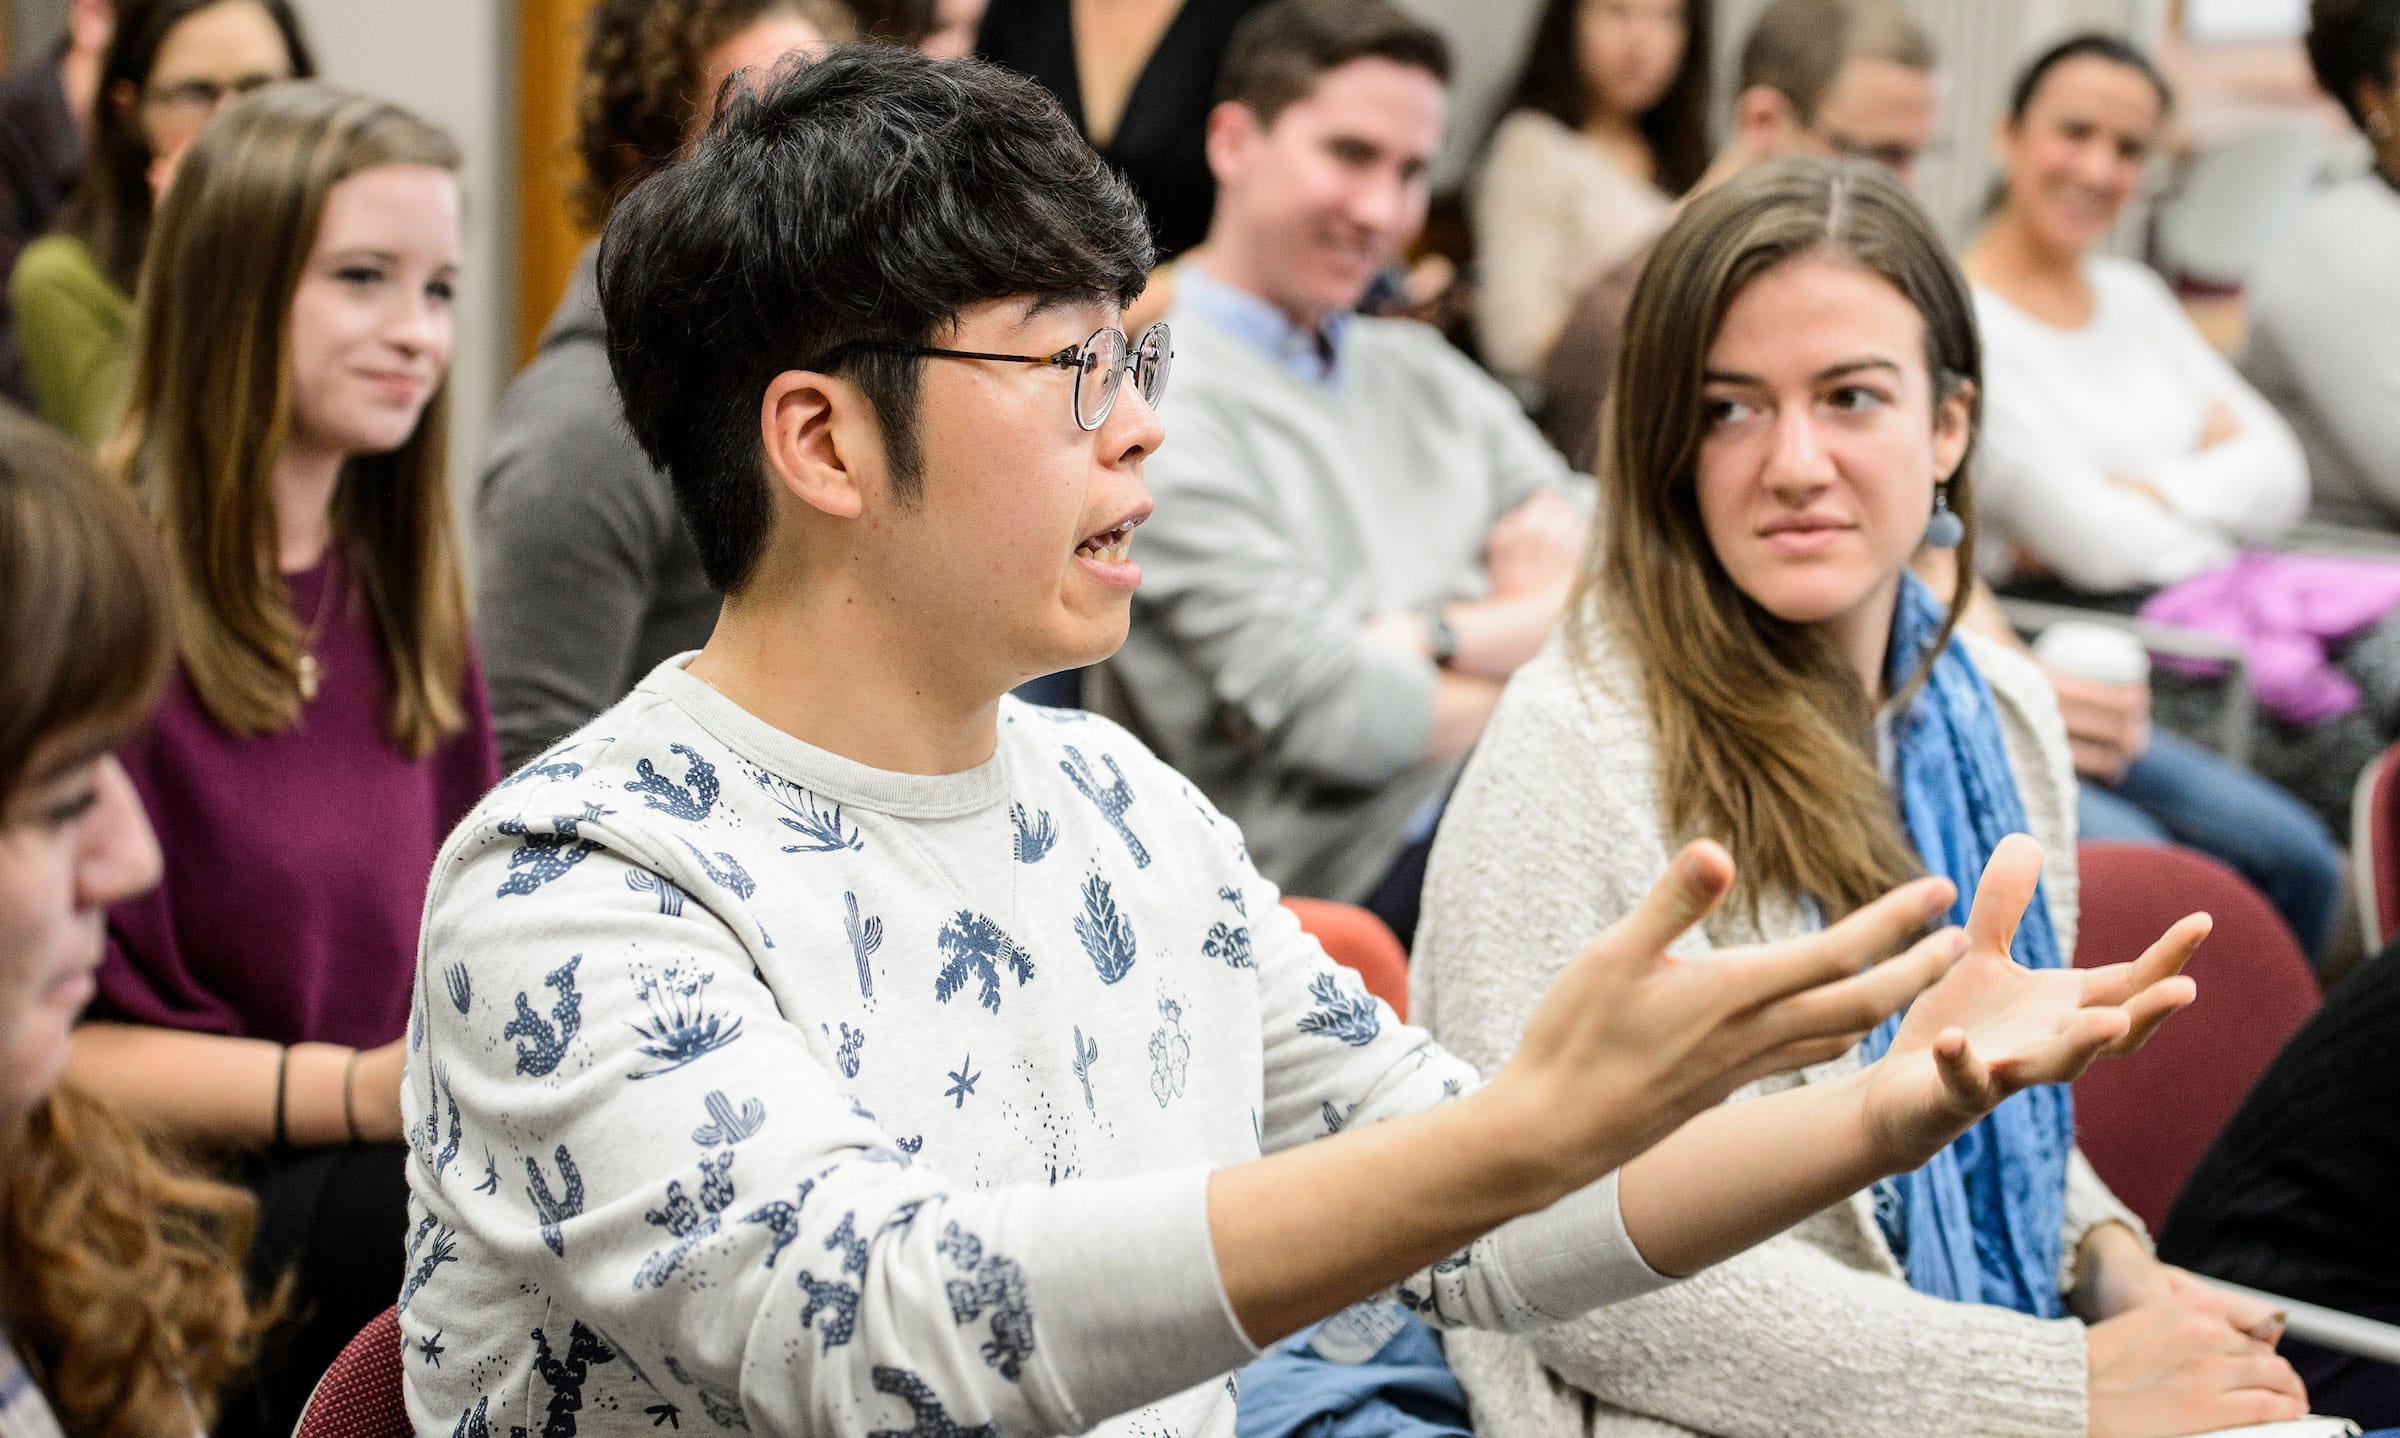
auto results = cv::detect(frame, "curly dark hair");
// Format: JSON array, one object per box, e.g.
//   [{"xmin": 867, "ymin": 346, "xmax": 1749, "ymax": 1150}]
[
  {"xmin": 2307, "ymin": 0, "xmax": 2400, "ymax": 132},
  {"xmin": 573, "ymin": 0, "xmax": 859, "ymax": 227}
]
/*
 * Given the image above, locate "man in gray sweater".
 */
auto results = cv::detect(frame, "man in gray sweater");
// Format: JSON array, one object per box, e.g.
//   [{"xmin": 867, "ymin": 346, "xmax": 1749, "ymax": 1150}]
[{"xmin": 1112, "ymin": 0, "xmax": 1590, "ymax": 943}]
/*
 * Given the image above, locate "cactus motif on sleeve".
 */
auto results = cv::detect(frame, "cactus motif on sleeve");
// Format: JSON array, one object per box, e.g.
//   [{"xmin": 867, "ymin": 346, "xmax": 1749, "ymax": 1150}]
[
  {"xmin": 494, "ymin": 804, "xmax": 611, "ymax": 898},
  {"xmin": 628, "ymin": 963, "xmax": 745, "ymax": 1080},
  {"xmin": 476, "ymin": 1150, "xmax": 499, "ymax": 1194},
  {"xmin": 1008, "ymin": 803, "xmax": 1055, "ymax": 864},
  {"xmin": 633, "ymin": 1150, "xmax": 738, "ymax": 1289},
  {"xmin": 844, "ymin": 892, "xmax": 882, "ymax": 1001},
  {"xmin": 866, "ymin": 1367, "xmax": 998, "ymax": 1438},
  {"xmin": 1296, "ymin": 971, "xmax": 1382, "ymax": 1047},
  {"xmin": 829, "ymin": 1022, "xmax": 865, "ymax": 1079},
  {"xmin": 932, "ymin": 912, "xmax": 1035, "ymax": 1013},
  {"xmin": 1059, "ymin": 746, "xmax": 1149, "ymax": 868},
  {"xmin": 398, "ymin": 1221, "xmax": 458, "ymax": 1312},
  {"xmin": 937, "ymin": 1222, "xmax": 1035, "ymax": 1382},
  {"xmin": 1073, "ymin": 873, "xmax": 1136, "ymax": 983},
  {"xmin": 427, "ymin": 1063, "xmax": 463, "ymax": 1181},
  {"xmin": 693, "ymin": 1091, "xmax": 764, "ymax": 1147},
  {"xmin": 1070, "ymin": 1026, "xmax": 1098, "ymax": 1112},
  {"xmin": 1147, "ymin": 998, "xmax": 1190, "ymax": 1108},
  {"xmin": 624, "ymin": 744, "xmax": 720, "ymax": 821},
  {"xmin": 739, "ymin": 1176, "xmax": 817, "ymax": 1269},
  {"xmin": 528, "ymin": 1320, "xmax": 615, "ymax": 1434},
  {"xmin": 1204, "ymin": 885, "xmax": 1253, "ymax": 969},
  {"xmin": 795, "ymin": 1268, "xmax": 860, "ymax": 1352},
  {"xmin": 450, "ymin": 1397, "xmax": 488, "ymax": 1438},
  {"xmin": 444, "ymin": 961, "xmax": 473, "ymax": 1015},
  {"xmin": 525, "ymin": 1144, "xmax": 585, "ymax": 1257},
  {"xmin": 504, "ymin": 955, "xmax": 584, "ymax": 1077},
  {"xmin": 625, "ymin": 869, "xmax": 687, "ymax": 916}
]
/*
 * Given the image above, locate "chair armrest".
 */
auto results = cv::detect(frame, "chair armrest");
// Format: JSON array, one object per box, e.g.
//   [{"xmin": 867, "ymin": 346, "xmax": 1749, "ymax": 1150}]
[
  {"xmin": 1999, "ymin": 598, "xmax": 2256, "ymax": 765},
  {"xmin": 2201, "ymin": 1278, "xmax": 2400, "ymax": 1366}
]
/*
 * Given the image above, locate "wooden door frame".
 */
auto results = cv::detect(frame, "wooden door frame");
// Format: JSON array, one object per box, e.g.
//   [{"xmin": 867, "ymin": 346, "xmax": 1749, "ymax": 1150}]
[{"xmin": 514, "ymin": 0, "xmax": 599, "ymax": 365}]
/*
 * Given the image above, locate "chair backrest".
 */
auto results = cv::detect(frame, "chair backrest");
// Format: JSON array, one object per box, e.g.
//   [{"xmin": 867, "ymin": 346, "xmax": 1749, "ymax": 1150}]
[
  {"xmin": 2352, "ymin": 738, "xmax": 2400, "ymax": 952},
  {"xmin": 293, "ymin": 1304, "xmax": 408, "ymax": 1438},
  {"xmin": 2070, "ymin": 842, "xmax": 2321, "ymax": 1231},
  {"xmin": 1284, "ymin": 898, "xmax": 1409, "ymax": 1022}
]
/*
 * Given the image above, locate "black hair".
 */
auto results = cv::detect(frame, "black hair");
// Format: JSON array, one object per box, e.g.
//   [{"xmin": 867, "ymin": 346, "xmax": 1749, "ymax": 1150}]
[
  {"xmin": 2308, "ymin": 0, "xmax": 2400, "ymax": 131},
  {"xmin": 1506, "ymin": 0, "xmax": 1712, "ymax": 197},
  {"xmin": 1217, "ymin": 0, "xmax": 1452, "ymax": 128},
  {"xmin": 598, "ymin": 46, "xmax": 1153, "ymax": 596},
  {"xmin": 2007, "ymin": 32, "xmax": 2173, "ymax": 124}
]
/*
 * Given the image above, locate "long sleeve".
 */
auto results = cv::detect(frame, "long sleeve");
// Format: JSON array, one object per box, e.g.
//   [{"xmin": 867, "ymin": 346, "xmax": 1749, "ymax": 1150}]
[
  {"xmin": 2119, "ymin": 272, "xmax": 2306, "ymax": 544},
  {"xmin": 412, "ymin": 816, "xmax": 1261, "ymax": 1437},
  {"xmin": 1470, "ymin": 111, "xmax": 1661, "ymax": 384},
  {"xmin": 9, "ymin": 236, "xmax": 128, "ymax": 449}
]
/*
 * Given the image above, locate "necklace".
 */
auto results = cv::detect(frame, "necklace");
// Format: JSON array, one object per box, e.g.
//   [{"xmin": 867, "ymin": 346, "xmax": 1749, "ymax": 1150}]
[{"xmin": 295, "ymin": 556, "xmax": 339, "ymax": 703}]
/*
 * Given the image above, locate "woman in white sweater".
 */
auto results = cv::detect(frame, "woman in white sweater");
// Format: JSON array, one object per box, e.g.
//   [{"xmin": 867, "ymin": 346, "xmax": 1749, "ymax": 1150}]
[
  {"xmin": 1965, "ymin": 35, "xmax": 2307, "ymax": 596},
  {"xmin": 1413, "ymin": 157, "xmax": 2309, "ymax": 1438}
]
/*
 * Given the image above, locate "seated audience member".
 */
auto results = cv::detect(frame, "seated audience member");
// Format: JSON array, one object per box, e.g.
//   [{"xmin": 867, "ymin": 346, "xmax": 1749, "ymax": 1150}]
[
  {"xmin": 0, "ymin": 0, "xmax": 113, "ymax": 405},
  {"xmin": 8, "ymin": 0, "xmax": 312, "ymax": 448},
  {"xmin": 2160, "ymin": 946, "xmax": 2400, "ymax": 1428},
  {"xmin": 0, "ymin": 407, "xmax": 268, "ymax": 1438},
  {"xmin": 1966, "ymin": 35, "xmax": 2307, "ymax": 596},
  {"xmin": 1415, "ymin": 157, "xmax": 2309, "ymax": 1438},
  {"xmin": 477, "ymin": 0, "xmax": 852, "ymax": 772},
  {"xmin": 1471, "ymin": 0, "xmax": 1709, "ymax": 388},
  {"xmin": 399, "ymin": 46, "xmax": 2192, "ymax": 1438},
  {"xmin": 1541, "ymin": 0, "xmax": 1939, "ymax": 471},
  {"xmin": 65, "ymin": 85, "xmax": 497, "ymax": 1436},
  {"xmin": 2243, "ymin": 0, "xmax": 2400, "ymax": 529},
  {"xmin": 1114, "ymin": 0, "xmax": 1592, "ymax": 943}
]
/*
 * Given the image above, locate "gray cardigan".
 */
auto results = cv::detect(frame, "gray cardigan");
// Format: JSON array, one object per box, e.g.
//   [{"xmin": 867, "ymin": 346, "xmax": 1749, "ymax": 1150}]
[
  {"xmin": 473, "ymin": 245, "xmax": 719, "ymax": 771},
  {"xmin": 1411, "ymin": 619, "xmax": 2145, "ymax": 1438}
]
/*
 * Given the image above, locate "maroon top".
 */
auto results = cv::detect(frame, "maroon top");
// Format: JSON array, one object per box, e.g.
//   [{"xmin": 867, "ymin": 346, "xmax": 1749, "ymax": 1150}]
[{"xmin": 99, "ymin": 552, "xmax": 501, "ymax": 1048}]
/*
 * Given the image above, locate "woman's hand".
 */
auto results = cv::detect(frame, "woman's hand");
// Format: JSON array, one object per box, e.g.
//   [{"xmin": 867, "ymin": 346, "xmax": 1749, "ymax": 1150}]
[
  {"xmin": 2088, "ymin": 1289, "xmax": 2307, "ymax": 1437},
  {"xmin": 1858, "ymin": 835, "xmax": 2202, "ymax": 1170},
  {"xmin": 2076, "ymin": 1225, "xmax": 2286, "ymax": 1343}
]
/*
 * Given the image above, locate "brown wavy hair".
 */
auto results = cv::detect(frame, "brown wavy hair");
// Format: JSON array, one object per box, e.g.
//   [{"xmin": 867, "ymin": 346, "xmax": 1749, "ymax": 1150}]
[
  {"xmin": 105, "ymin": 84, "xmax": 470, "ymax": 757},
  {"xmin": 0, "ymin": 410, "xmax": 265, "ymax": 1438},
  {"xmin": 1572, "ymin": 156, "xmax": 1981, "ymax": 920},
  {"xmin": 573, "ymin": 0, "xmax": 859, "ymax": 227}
]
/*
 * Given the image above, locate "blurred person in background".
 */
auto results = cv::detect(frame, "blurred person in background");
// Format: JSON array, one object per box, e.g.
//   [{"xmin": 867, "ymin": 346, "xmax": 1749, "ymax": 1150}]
[{"xmin": 0, "ymin": 0, "xmax": 114, "ymax": 405}]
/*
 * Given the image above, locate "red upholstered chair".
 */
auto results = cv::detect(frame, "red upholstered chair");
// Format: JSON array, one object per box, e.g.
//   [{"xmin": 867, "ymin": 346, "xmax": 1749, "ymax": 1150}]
[
  {"xmin": 2070, "ymin": 842, "xmax": 2321, "ymax": 1232},
  {"xmin": 1284, "ymin": 898, "xmax": 1409, "ymax": 1022},
  {"xmin": 294, "ymin": 1304, "xmax": 408, "ymax": 1438},
  {"xmin": 2349, "ymin": 737, "xmax": 2400, "ymax": 953}
]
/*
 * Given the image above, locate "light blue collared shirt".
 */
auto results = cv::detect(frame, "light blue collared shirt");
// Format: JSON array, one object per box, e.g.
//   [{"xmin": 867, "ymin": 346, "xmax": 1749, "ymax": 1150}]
[{"xmin": 1173, "ymin": 262, "xmax": 1352, "ymax": 390}]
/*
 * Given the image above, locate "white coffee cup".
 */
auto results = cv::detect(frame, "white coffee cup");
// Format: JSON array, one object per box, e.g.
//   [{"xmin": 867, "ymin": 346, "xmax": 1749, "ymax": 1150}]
[{"xmin": 2032, "ymin": 620, "xmax": 2151, "ymax": 687}]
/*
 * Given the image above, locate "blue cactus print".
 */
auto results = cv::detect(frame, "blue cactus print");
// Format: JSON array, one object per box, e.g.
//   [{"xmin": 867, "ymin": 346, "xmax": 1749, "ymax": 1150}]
[
  {"xmin": 626, "ymin": 868, "xmax": 688, "ymax": 916},
  {"xmin": 1297, "ymin": 971, "xmax": 1382, "ymax": 1047},
  {"xmin": 1321, "ymin": 1100, "xmax": 1356, "ymax": 1135},
  {"xmin": 1059, "ymin": 746, "xmax": 1149, "ymax": 868},
  {"xmin": 477, "ymin": 1150, "xmax": 499, "ymax": 1194},
  {"xmin": 675, "ymin": 839, "xmax": 755, "ymax": 899},
  {"xmin": 938, "ymin": 1223, "xmax": 1036, "ymax": 1382},
  {"xmin": 634, "ymin": 1150, "xmax": 738, "ymax": 1289},
  {"xmin": 795, "ymin": 1268, "xmax": 860, "ymax": 1353},
  {"xmin": 933, "ymin": 912, "xmax": 1035, "ymax": 1013},
  {"xmin": 824, "ymin": 1210, "xmax": 870, "ymax": 1276},
  {"xmin": 410, "ymin": 998, "xmax": 426, "ymax": 1052},
  {"xmin": 1070, "ymin": 1026, "xmax": 1099, "ymax": 1112},
  {"xmin": 749, "ymin": 765, "xmax": 864, "ymax": 853},
  {"xmin": 628, "ymin": 963, "xmax": 745, "ymax": 1080},
  {"xmin": 844, "ymin": 892, "xmax": 882, "ymax": 1002},
  {"xmin": 505, "ymin": 954, "xmax": 584, "ymax": 1078},
  {"xmin": 740, "ymin": 1176, "xmax": 818, "ymax": 1269},
  {"xmin": 897, "ymin": 1134, "xmax": 923, "ymax": 1155},
  {"xmin": 944, "ymin": 1056, "xmax": 981, "ymax": 1108},
  {"xmin": 694, "ymin": 1091, "xmax": 765, "ymax": 1147},
  {"xmin": 426, "ymin": 1064, "xmax": 463, "ymax": 1182},
  {"xmin": 625, "ymin": 744, "xmax": 720, "ymax": 822},
  {"xmin": 529, "ymin": 1320, "xmax": 615, "ymax": 1438},
  {"xmin": 1008, "ymin": 803, "xmax": 1056, "ymax": 864},
  {"xmin": 1071, "ymin": 873, "xmax": 1137, "ymax": 983},
  {"xmin": 1218, "ymin": 884, "xmax": 1248, "ymax": 916},
  {"xmin": 443, "ymin": 961, "xmax": 473, "ymax": 1014},
  {"xmin": 398, "ymin": 1220, "xmax": 457, "ymax": 1312},
  {"xmin": 498, "ymin": 754, "xmax": 586, "ymax": 790},
  {"xmin": 495, "ymin": 804, "xmax": 611, "ymax": 898},
  {"xmin": 660, "ymin": 1356, "xmax": 746, "ymax": 1432},
  {"xmin": 526, "ymin": 1143, "xmax": 586, "ymax": 1257},
  {"xmin": 868, "ymin": 1367, "xmax": 998, "ymax": 1438},
  {"xmin": 1148, "ymin": 998, "xmax": 1190, "ymax": 1108},
  {"xmin": 830, "ymin": 1022, "xmax": 865, "ymax": 1079},
  {"xmin": 1203, "ymin": 920, "xmax": 1252, "ymax": 970}
]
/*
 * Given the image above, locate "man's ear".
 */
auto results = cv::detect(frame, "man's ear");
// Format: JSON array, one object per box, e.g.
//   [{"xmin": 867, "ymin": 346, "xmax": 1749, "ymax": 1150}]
[
  {"xmin": 1204, "ymin": 99, "xmax": 1260, "ymax": 190},
  {"xmin": 1933, "ymin": 377, "xmax": 1976, "ymax": 483},
  {"xmin": 759, "ymin": 369, "xmax": 869, "ymax": 520},
  {"xmin": 1734, "ymin": 85, "xmax": 1801, "ymax": 156}
]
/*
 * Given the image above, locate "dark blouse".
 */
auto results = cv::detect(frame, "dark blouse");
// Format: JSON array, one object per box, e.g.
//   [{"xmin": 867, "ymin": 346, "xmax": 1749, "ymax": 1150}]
[
  {"xmin": 977, "ymin": 0, "xmax": 1269, "ymax": 259},
  {"xmin": 98, "ymin": 551, "xmax": 501, "ymax": 1048}
]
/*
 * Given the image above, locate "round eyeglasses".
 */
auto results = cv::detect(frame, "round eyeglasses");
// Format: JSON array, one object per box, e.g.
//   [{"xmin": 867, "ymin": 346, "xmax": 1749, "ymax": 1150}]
[{"xmin": 843, "ymin": 322, "xmax": 1173, "ymax": 431}]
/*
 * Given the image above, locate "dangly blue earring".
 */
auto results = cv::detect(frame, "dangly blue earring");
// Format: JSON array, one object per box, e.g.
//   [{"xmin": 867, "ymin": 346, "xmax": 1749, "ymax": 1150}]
[{"xmin": 1924, "ymin": 478, "xmax": 1964, "ymax": 549}]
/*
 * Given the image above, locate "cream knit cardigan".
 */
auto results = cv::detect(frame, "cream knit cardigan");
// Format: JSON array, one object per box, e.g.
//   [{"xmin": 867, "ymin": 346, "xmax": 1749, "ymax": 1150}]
[{"xmin": 1411, "ymin": 618, "xmax": 2146, "ymax": 1438}]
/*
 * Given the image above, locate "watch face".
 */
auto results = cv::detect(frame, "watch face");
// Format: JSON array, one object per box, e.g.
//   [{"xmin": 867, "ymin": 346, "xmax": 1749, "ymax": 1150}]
[{"xmin": 1426, "ymin": 608, "xmax": 1459, "ymax": 664}]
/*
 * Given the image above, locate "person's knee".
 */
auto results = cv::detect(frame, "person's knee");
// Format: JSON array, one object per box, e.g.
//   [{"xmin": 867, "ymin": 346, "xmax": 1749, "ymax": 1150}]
[{"xmin": 2077, "ymin": 782, "xmax": 2171, "ymax": 843}]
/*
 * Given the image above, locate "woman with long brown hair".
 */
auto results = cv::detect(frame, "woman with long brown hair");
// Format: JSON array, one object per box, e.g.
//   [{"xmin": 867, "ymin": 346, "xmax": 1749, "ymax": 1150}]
[
  {"xmin": 1412, "ymin": 157, "xmax": 2313, "ymax": 1438},
  {"xmin": 62, "ymin": 83, "xmax": 497, "ymax": 1434},
  {"xmin": 8, "ymin": 0, "xmax": 313, "ymax": 446},
  {"xmin": 0, "ymin": 405, "xmax": 266, "ymax": 1438}
]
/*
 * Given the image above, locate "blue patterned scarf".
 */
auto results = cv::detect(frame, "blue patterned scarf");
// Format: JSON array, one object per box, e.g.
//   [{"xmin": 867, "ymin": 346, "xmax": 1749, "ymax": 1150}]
[{"xmin": 1858, "ymin": 572, "xmax": 2074, "ymax": 1318}]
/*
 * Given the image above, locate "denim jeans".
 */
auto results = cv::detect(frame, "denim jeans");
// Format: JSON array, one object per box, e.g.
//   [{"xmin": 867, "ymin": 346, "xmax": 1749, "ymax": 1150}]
[{"xmin": 2077, "ymin": 729, "xmax": 2343, "ymax": 965}]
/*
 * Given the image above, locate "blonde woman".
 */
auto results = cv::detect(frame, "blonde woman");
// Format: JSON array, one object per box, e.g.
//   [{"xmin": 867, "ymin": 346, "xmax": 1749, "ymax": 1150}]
[
  {"xmin": 64, "ymin": 84, "xmax": 497, "ymax": 1434},
  {"xmin": 1414, "ymin": 158, "xmax": 2310, "ymax": 1438}
]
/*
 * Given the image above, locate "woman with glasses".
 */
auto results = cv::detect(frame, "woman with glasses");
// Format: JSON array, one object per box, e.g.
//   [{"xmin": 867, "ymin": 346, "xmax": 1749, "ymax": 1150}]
[
  {"xmin": 1471, "ymin": 0, "xmax": 1712, "ymax": 390},
  {"xmin": 7, "ymin": 0, "xmax": 312, "ymax": 447}
]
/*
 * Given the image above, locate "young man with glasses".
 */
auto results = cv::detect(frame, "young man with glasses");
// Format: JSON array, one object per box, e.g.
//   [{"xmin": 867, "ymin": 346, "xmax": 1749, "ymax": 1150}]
[
  {"xmin": 1111, "ymin": 0, "xmax": 1594, "ymax": 948},
  {"xmin": 396, "ymin": 42, "xmax": 2195, "ymax": 1438}
]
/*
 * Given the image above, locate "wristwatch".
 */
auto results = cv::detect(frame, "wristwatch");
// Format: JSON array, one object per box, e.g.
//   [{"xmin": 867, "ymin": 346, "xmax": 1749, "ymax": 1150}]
[{"xmin": 1421, "ymin": 603, "xmax": 1459, "ymax": 667}]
